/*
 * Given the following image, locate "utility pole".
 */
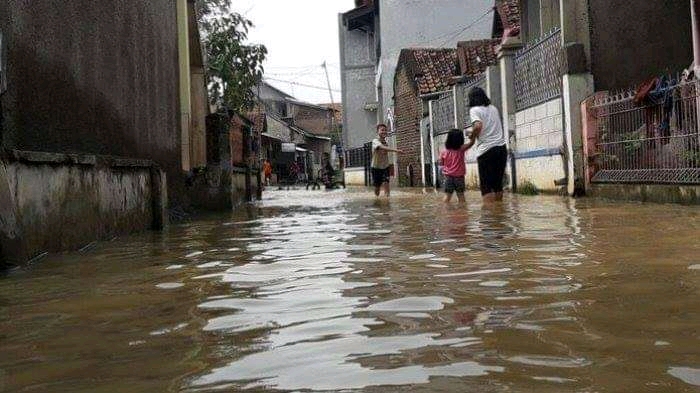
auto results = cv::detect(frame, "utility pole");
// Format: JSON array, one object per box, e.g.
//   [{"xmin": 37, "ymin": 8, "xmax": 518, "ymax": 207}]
[{"xmin": 321, "ymin": 61, "xmax": 339, "ymax": 165}]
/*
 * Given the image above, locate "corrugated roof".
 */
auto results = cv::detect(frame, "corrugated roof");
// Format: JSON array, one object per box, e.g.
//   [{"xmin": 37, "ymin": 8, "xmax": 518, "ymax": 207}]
[
  {"xmin": 397, "ymin": 48, "xmax": 459, "ymax": 95},
  {"xmin": 456, "ymin": 39, "xmax": 501, "ymax": 77}
]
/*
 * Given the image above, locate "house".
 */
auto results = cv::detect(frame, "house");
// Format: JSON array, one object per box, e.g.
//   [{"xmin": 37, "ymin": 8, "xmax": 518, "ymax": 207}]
[
  {"xmin": 390, "ymin": 0, "xmax": 695, "ymax": 200},
  {"xmin": 339, "ymin": 0, "xmax": 493, "ymax": 184},
  {"xmin": 0, "ymin": 0, "xmax": 209, "ymax": 265},
  {"xmin": 393, "ymin": 48, "xmax": 458, "ymax": 187},
  {"xmin": 506, "ymin": 0, "xmax": 692, "ymax": 195},
  {"xmin": 252, "ymin": 82, "xmax": 333, "ymax": 183}
]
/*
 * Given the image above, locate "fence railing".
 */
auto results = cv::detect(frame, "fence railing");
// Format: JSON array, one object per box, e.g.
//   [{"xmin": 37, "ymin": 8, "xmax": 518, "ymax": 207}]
[
  {"xmin": 430, "ymin": 92, "xmax": 455, "ymax": 135},
  {"xmin": 514, "ymin": 28, "xmax": 563, "ymax": 111},
  {"xmin": 458, "ymin": 73, "xmax": 487, "ymax": 128},
  {"xmin": 344, "ymin": 144, "xmax": 371, "ymax": 168},
  {"xmin": 591, "ymin": 77, "xmax": 700, "ymax": 184}
]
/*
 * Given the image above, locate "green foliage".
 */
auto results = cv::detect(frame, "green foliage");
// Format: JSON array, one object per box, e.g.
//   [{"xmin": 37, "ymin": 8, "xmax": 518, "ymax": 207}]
[
  {"xmin": 517, "ymin": 180, "xmax": 539, "ymax": 195},
  {"xmin": 198, "ymin": 0, "xmax": 267, "ymax": 112}
]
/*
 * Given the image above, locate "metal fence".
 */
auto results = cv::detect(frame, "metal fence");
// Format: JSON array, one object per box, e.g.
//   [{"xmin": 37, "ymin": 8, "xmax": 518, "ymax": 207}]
[
  {"xmin": 514, "ymin": 28, "xmax": 563, "ymax": 111},
  {"xmin": 430, "ymin": 92, "xmax": 455, "ymax": 135},
  {"xmin": 591, "ymin": 78, "xmax": 700, "ymax": 184},
  {"xmin": 344, "ymin": 144, "xmax": 371, "ymax": 168},
  {"xmin": 457, "ymin": 73, "xmax": 487, "ymax": 128}
]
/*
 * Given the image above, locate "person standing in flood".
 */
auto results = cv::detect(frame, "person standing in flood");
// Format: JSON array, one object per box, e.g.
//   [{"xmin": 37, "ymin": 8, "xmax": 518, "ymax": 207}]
[
  {"xmin": 439, "ymin": 129, "xmax": 471, "ymax": 203},
  {"xmin": 464, "ymin": 87, "xmax": 507, "ymax": 203},
  {"xmin": 371, "ymin": 124, "xmax": 402, "ymax": 197}
]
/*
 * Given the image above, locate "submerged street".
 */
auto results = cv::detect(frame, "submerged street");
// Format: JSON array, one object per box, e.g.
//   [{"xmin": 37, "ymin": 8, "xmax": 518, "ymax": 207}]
[{"xmin": 1, "ymin": 188, "xmax": 699, "ymax": 392}]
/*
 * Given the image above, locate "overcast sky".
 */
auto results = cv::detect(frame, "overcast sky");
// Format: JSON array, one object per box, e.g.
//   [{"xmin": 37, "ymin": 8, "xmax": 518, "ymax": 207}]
[{"xmin": 231, "ymin": 0, "xmax": 356, "ymax": 105}]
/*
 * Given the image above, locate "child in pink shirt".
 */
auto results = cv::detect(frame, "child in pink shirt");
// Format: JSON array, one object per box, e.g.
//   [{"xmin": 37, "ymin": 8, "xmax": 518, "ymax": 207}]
[{"xmin": 439, "ymin": 129, "xmax": 471, "ymax": 203}]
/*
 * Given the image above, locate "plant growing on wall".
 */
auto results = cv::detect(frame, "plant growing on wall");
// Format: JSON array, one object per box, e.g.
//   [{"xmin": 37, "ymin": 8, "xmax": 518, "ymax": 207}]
[{"xmin": 199, "ymin": 0, "xmax": 267, "ymax": 112}]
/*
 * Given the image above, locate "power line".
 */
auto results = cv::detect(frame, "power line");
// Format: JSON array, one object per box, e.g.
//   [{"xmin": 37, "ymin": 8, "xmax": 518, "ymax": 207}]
[
  {"xmin": 381, "ymin": 6, "xmax": 496, "ymax": 60},
  {"xmin": 436, "ymin": 8, "xmax": 495, "ymax": 48},
  {"xmin": 264, "ymin": 77, "xmax": 341, "ymax": 93}
]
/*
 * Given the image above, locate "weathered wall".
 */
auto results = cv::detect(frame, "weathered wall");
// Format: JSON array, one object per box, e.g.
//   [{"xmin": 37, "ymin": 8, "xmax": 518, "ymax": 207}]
[
  {"xmin": 513, "ymin": 98, "xmax": 565, "ymax": 191},
  {"xmin": 292, "ymin": 105, "xmax": 332, "ymax": 136},
  {"xmin": 588, "ymin": 0, "xmax": 692, "ymax": 90},
  {"xmin": 591, "ymin": 184, "xmax": 700, "ymax": 205},
  {"xmin": 0, "ymin": 152, "xmax": 166, "ymax": 265},
  {"xmin": 344, "ymin": 167, "xmax": 366, "ymax": 186},
  {"xmin": 338, "ymin": 14, "xmax": 378, "ymax": 150},
  {"xmin": 0, "ymin": 0, "xmax": 180, "ymax": 180},
  {"xmin": 393, "ymin": 66, "xmax": 423, "ymax": 187}
]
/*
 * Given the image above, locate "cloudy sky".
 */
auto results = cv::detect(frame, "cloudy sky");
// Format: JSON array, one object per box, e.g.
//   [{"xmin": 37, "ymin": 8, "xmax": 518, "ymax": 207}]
[{"xmin": 231, "ymin": 0, "xmax": 356, "ymax": 105}]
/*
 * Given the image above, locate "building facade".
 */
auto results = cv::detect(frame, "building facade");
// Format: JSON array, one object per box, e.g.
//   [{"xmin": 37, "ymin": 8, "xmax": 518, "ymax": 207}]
[{"xmin": 338, "ymin": 0, "xmax": 494, "ymax": 155}]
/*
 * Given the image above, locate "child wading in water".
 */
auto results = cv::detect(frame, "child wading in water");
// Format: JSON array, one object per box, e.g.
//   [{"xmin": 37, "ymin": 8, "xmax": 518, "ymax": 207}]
[{"xmin": 439, "ymin": 129, "xmax": 471, "ymax": 203}]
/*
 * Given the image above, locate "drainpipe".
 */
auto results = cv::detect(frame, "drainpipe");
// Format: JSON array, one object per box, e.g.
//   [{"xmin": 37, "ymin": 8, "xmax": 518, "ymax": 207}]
[
  {"xmin": 419, "ymin": 115, "xmax": 426, "ymax": 186},
  {"xmin": 428, "ymin": 100, "xmax": 436, "ymax": 188},
  {"xmin": 177, "ymin": 0, "xmax": 192, "ymax": 171},
  {"xmin": 693, "ymin": 0, "xmax": 700, "ymax": 75}
]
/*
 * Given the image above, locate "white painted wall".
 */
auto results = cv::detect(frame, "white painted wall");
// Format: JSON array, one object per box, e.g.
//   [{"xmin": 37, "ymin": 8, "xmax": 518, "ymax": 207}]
[{"xmin": 514, "ymin": 98, "xmax": 566, "ymax": 191}]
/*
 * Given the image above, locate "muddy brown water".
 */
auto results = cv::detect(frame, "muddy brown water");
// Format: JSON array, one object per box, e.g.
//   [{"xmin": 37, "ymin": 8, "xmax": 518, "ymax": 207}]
[{"xmin": 1, "ymin": 188, "xmax": 699, "ymax": 392}]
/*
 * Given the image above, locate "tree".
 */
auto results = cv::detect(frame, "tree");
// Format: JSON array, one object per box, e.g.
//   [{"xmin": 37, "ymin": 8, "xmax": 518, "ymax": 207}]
[{"xmin": 198, "ymin": 0, "xmax": 267, "ymax": 112}]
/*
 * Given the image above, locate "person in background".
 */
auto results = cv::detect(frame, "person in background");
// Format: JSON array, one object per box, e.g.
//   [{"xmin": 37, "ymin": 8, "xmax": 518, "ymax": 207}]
[
  {"xmin": 439, "ymin": 129, "xmax": 470, "ymax": 203},
  {"xmin": 464, "ymin": 87, "xmax": 507, "ymax": 203},
  {"xmin": 371, "ymin": 124, "xmax": 402, "ymax": 197},
  {"xmin": 263, "ymin": 159, "xmax": 272, "ymax": 186}
]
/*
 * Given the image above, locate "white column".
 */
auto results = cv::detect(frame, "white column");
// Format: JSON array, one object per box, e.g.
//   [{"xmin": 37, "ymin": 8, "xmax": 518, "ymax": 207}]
[{"xmin": 498, "ymin": 38, "xmax": 523, "ymax": 191}]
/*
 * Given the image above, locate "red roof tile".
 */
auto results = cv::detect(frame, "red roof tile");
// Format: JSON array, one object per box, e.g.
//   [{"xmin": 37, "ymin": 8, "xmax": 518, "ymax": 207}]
[
  {"xmin": 456, "ymin": 39, "xmax": 501, "ymax": 77},
  {"xmin": 496, "ymin": 0, "xmax": 521, "ymax": 38},
  {"xmin": 397, "ymin": 48, "xmax": 459, "ymax": 95}
]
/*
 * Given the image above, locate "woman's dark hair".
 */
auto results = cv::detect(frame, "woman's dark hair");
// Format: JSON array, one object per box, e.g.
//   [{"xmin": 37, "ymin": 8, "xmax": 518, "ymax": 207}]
[
  {"xmin": 468, "ymin": 87, "xmax": 491, "ymax": 107},
  {"xmin": 445, "ymin": 129, "xmax": 464, "ymax": 150}
]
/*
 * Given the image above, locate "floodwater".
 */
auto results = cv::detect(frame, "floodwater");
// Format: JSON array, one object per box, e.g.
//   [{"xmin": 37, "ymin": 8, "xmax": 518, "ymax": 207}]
[{"xmin": 1, "ymin": 188, "xmax": 699, "ymax": 392}]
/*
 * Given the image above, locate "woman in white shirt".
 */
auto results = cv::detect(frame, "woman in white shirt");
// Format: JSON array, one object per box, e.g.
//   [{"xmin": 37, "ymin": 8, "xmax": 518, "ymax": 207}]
[{"xmin": 464, "ymin": 87, "xmax": 508, "ymax": 203}]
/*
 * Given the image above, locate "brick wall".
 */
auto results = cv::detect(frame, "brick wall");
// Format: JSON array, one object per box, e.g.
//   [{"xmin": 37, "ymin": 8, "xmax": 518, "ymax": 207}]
[
  {"xmin": 292, "ymin": 105, "xmax": 332, "ymax": 135},
  {"xmin": 393, "ymin": 66, "xmax": 423, "ymax": 187}
]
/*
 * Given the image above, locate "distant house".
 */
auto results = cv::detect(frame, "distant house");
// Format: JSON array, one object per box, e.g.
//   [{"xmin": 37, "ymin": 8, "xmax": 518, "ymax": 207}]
[
  {"xmin": 393, "ymin": 48, "xmax": 458, "ymax": 187},
  {"xmin": 252, "ymin": 82, "xmax": 333, "ymax": 182}
]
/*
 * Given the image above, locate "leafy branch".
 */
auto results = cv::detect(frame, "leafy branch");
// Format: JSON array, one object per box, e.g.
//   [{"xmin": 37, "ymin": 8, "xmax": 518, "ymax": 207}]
[{"xmin": 198, "ymin": 0, "xmax": 267, "ymax": 112}]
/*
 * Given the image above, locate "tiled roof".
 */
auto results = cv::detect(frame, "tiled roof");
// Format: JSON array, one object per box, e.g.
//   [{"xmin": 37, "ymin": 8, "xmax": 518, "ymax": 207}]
[
  {"xmin": 496, "ymin": 0, "xmax": 521, "ymax": 38},
  {"xmin": 456, "ymin": 39, "xmax": 501, "ymax": 77},
  {"xmin": 398, "ymin": 48, "xmax": 459, "ymax": 95}
]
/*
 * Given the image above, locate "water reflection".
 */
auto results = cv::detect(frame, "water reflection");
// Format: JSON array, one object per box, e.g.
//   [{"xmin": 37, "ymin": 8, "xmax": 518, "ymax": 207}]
[{"xmin": 0, "ymin": 189, "xmax": 698, "ymax": 392}]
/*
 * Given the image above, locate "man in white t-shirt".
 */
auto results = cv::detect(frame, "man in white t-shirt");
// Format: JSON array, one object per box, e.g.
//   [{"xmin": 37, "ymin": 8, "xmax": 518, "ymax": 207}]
[
  {"xmin": 464, "ymin": 87, "xmax": 508, "ymax": 203},
  {"xmin": 371, "ymin": 124, "xmax": 402, "ymax": 197}
]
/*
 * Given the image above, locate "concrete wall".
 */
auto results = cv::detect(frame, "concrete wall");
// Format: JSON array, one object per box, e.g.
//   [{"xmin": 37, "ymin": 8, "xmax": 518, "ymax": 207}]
[
  {"xmin": 344, "ymin": 167, "xmax": 366, "ymax": 186},
  {"xmin": 338, "ymin": 14, "xmax": 378, "ymax": 150},
  {"xmin": 588, "ymin": 0, "xmax": 692, "ymax": 91},
  {"xmin": 514, "ymin": 98, "xmax": 565, "ymax": 191},
  {"xmin": 377, "ymin": 0, "xmax": 493, "ymax": 123},
  {"xmin": 0, "ymin": 151, "xmax": 166, "ymax": 265},
  {"xmin": 0, "ymin": 0, "xmax": 181, "ymax": 181},
  {"xmin": 591, "ymin": 184, "xmax": 700, "ymax": 205},
  {"xmin": 292, "ymin": 105, "xmax": 332, "ymax": 136}
]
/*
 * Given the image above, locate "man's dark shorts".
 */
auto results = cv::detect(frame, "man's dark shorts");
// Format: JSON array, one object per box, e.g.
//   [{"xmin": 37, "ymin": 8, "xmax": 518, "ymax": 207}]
[
  {"xmin": 444, "ymin": 175, "xmax": 465, "ymax": 194},
  {"xmin": 371, "ymin": 167, "xmax": 390, "ymax": 188}
]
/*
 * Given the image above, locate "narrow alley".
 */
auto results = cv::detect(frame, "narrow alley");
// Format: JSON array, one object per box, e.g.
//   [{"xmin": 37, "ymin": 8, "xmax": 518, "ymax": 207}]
[{"xmin": 1, "ymin": 189, "xmax": 699, "ymax": 392}]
